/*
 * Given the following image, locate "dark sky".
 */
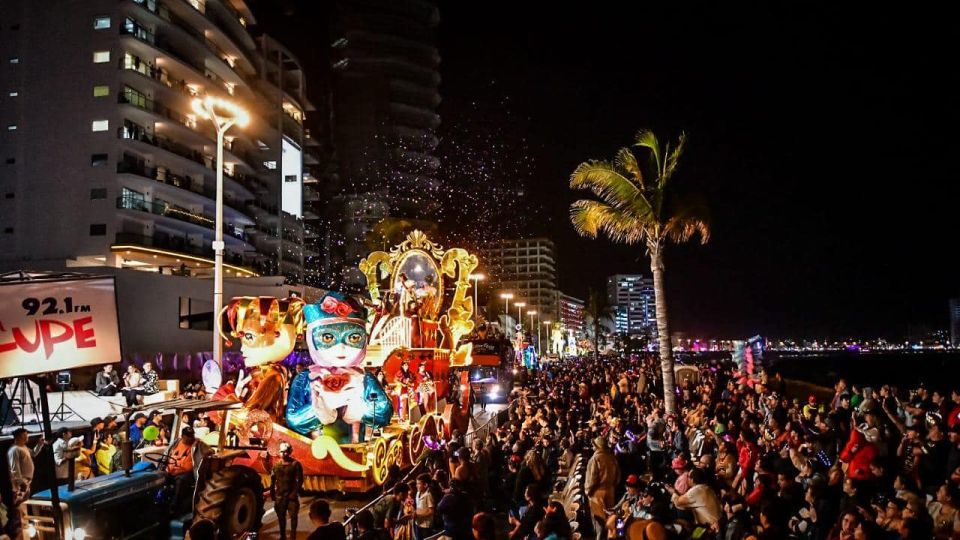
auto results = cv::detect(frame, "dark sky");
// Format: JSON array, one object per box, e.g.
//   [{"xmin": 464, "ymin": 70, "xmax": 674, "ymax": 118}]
[{"xmin": 254, "ymin": 2, "xmax": 960, "ymax": 339}]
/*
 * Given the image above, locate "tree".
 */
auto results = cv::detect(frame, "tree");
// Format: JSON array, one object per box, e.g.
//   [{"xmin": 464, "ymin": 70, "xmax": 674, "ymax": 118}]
[
  {"xmin": 569, "ymin": 130, "xmax": 710, "ymax": 415},
  {"xmin": 583, "ymin": 288, "xmax": 615, "ymax": 362}
]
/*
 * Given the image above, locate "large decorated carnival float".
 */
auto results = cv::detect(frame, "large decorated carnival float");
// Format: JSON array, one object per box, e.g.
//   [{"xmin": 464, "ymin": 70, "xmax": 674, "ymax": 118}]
[{"xmin": 213, "ymin": 230, "xmax": 481, "ymax": 492}]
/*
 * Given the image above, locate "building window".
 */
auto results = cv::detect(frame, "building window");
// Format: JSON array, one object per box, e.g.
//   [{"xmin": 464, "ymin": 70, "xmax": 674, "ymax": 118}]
[
  {"xmin": 93, "ymin": 17, "xmax": 111, "ymax": 30},
  {"xmin": 8, "ymin": 91, "xmax": 17, "ymax": 97},
  {"xmin": 6, "ymin": 125, "xmax": 16, "ymax": 131},
  {"xmin": 264, "ymin": 161, "xmax": 277, "ymax": 170},
  {"xmin": 93, "ymin": 85, "xmax": 109, "ymax": 97},
  {"xmin": 91, "ymin": 153, "xmax": 108, "ymax": 167},
  {"xmin": 91, "ymin": 120, "xmax": 109, "ymax": 132},
  {"xmin": 9, "ymin": 58, "xmax": 19, "ymax": 64},
  {"xmin": 93, "ymin": 51, "xmax": 110, "ymax": 63},
  {"xmin": 89, "ymin": 224, "xmax": 106, "ymax": 236},
  {"xmin": 90, "ymin": 188, "xmax": 107, "ymax": 199}
]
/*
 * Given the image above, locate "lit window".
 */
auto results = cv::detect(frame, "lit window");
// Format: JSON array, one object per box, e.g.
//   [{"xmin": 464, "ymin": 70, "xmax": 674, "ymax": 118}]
[
  {"xmin": 93, "ymin": 51, "xmax": 110, "ymax": 63},
  {"xmin": 91, "ymin": 120, "xmax": 109, "ymax": 132},
  {"xmin": 9, "ymin": 57, "xmax": 19, "ymax": 64},
  {"xmin": 8, "ymin": 91, "xmax": 17, "ymax": 97},
  {"xmin": 93, "ymin": 85, "xmax": 109, "ymax": 97},
  {"xmin": 264, "ymin": 160, "xmax": 277, "ymax": 170},
  {"xmin": 6, "ymin": 125, "xmax": 16, "ymax": 131},
  {"xmin": 94, "ymin": 17, "xmax": 111, "ymax": 30}
]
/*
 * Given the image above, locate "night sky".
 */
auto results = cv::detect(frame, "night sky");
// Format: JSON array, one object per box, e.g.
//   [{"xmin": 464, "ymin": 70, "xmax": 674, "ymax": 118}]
[{"xmin": 254, "ymin": 2, "xmax": 959, "ymax": 339}]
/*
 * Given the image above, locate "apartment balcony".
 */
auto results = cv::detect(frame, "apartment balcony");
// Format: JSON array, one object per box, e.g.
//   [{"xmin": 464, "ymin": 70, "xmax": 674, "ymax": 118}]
[
  {"xmin": 117, "ymin": 124, "xmax": 260, "ymax": 195},
  {"xmin": 116, "ymin": 159, "xmax": 252, "ymax": 222},
  {"xmin": 118, "ymin": 92, "xmax": 261, "ymax": 175},
  {"xmin": 112, "ymin": 232, "xmax": 258, "ymax": 276},
  {"xmin": 116, "ymin": 196, "xmax": 252, "ymax": 247}
]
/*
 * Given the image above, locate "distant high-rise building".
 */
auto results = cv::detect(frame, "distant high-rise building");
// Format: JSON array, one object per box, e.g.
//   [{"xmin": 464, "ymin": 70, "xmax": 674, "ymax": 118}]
[
  {"xmin": 482, "ymin": 238, "xmax": 558, "ymax": 325},
  {"xmin": 558, "ymin": 293, "xmax": 585, "ymax": 338},
  {"xmin": 950, "ymin": 298, "xmax": 960, "ymax": 347},
  {"xmin": 607, "ymin": 274, "xmax": 656, "ymax": 337},
  {"xmin": 0, "ymin": 0, "xmax": 318, "ymax": 283}
]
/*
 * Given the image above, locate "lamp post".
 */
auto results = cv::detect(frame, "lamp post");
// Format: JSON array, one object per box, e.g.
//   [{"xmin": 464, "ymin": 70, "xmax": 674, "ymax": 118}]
[
  {"xmin": 542, "ymin": 320, "xmax": 551, "ymax": 357},
  {"xmin": 527, "ymin": 310, "xmax": 537, "ymax": 356},
  {"xmin": 514, "ymin": 302, "xmax": 526, "ymax": 336},
  {"xmin": 469, "ymin": 273, "xmax": 485, "ymax": 321},
  {"xmin": 192, "ymin": 96, "xmax": 249, "ymax": 373},
  {"xmin": 499, "ymin": 292, "xmax": 513, "ymax": 336}
]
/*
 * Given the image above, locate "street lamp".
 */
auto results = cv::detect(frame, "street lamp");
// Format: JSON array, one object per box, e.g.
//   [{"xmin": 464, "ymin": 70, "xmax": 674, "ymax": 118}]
[
  {"xmin": 469, "ymin": 273, "xmax": 485, "ymax": 321},
  {"xmin": 514, "ymin": 302, "xmax": 526, "ymax": 335},
  {"xmin": 192, "ymin": 95, "xmax": 249, "ymax": 373},
  {"xmin": 527, "ymin": 310, "xmax": 536, "ymax": 356},
  {"xmin": 499, "ymin": 292, "xmax": 513, "ymax": 336},
  {"xmin": 542, "ymin": 320, "xmax": 551, "ymax": 357}
]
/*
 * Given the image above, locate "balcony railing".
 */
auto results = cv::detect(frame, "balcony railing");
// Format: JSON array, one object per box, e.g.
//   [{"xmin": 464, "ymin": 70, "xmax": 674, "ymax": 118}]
[
  {"xmin": 119, "ymin": 91, "xmax": 197, "ymax": 130},
  {"xmin": 116, "ymin": 196, "xmax": 249, "ymax": 242},
  {"xmin": 118, "ymin": 124, "xmax": 207, "ymax": 167},
  {"xmin": 117, "ymin": 158, "xmax": 251, "ymax": 214},
  {"xmin": 113, "ymin": 232, "xmax": 245, "ymax": 266}
]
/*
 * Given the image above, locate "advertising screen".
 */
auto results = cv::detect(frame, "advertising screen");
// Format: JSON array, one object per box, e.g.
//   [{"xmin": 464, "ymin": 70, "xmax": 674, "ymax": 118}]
[
  {"xmin": 0, "ymin": 277, "xmax": 121, "ymax": 378},
  {"xmin": 281, "ymin": 137, "xmax": 302, "ymax": 218}
]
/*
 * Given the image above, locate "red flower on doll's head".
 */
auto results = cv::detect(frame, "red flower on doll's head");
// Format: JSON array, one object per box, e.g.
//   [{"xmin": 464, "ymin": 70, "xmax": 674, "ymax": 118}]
[{"xmin": 320, "ymin": 296, "xmax": 355, "ymax": 318}]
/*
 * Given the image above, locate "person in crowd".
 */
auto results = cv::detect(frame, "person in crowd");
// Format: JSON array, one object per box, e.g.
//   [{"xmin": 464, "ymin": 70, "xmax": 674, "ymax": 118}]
[
  {"xmin": 128, "ymin": 413, "xmax": 148, "ymax": 447},
  {"xmin": 413, "ymin": 472, "xmax": 436, "ymax": 540},
  {"xmin": 307, "ymin": 499, "xmax": 346, "ymax": 540},
  {"xmin": 508, "ymin": 484, "xmax": 545, "ymax": 540},
  {"xmin": 122, "ymin": 364, "xmax": 144, "ymax": 406},
  {"xmin": 353, "ymin": 509, "xmax": 379, "ymax": 540},
  {"xmin": 7, "ymin": 428, "xmax": 43, "ymax": 497},
  {"xmin": 51, "ymin": 428, "xmax": 79, "ymax": 485},
  {"xmin": 165, "ymin": 426, "xmax": 211, "ymax": 513},
  {"xmin": 436, "ymin": 479, "xmax": 472, "ymax": 538},
  {"xmin": 585, "ymin": 435, "xmax": 620, "ymax": 531},
  {"xmin": 471, "ymin": 512, "xmax": 497, "ymax": 540},
  {"xmin": 270, "ymin": 442, "xmax": 303, "ymax": 540},
  {"xmin": 95, "ymin": 431, "xmax": 117, "ymax": 475},
  {"xmin": 95, "ymin": 364, "xmax": 120, "ymax": 396}
]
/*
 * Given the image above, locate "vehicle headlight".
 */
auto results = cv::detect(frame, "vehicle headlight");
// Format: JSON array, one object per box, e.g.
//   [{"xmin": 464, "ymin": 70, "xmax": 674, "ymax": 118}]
[
  {"xmin": 73, "ymin": 527, "xmax": 87, "ymax": 540},
  {"xmin": 26, "ymin": 522, "xmax": 38, "ymax": 538}
]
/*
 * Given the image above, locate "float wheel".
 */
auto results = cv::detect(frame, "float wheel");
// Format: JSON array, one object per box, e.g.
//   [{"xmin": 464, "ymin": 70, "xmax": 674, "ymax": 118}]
[{"xmin": 371, "ymin": 438, "xmax": 389, "ymax": 486}]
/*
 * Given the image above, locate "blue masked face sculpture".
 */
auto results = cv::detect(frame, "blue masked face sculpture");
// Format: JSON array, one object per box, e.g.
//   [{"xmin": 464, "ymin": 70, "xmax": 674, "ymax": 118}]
[{"xmin": 285, "ymin": 292, "xmax": 393, "ymax": 442}]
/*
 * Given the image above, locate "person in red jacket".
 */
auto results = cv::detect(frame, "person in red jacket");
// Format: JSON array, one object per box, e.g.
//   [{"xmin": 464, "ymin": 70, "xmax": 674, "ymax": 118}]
[
  {"xmin": 734, "ymin": 429, "xmax": 759, "ymax": 490},
  {"xmin": 839, "ymin": 428, "xmax": 877, "ymax": 481}
]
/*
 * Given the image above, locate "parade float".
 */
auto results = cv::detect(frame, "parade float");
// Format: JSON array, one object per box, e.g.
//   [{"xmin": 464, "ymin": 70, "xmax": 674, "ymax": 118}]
[{"xmin": 214, "ymin": 230, "xmax": 480, "ymax": 492}]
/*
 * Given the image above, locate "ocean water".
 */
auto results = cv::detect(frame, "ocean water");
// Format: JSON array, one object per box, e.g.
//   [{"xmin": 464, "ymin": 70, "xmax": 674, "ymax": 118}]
[{"xmin": 766, "ymin": 350, "xmax": 960, "ymax": 390}]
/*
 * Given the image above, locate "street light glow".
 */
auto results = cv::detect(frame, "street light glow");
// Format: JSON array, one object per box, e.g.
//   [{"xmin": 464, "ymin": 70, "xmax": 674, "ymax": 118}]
[
  {"xmin": 469, "ymin": 273, "xmax": 485, "ymax": 281},
  {"xmin": 527, "ymin": 310, "xmax": 537, "ymax": 315},
  {"xmin": 499, "ymin": 292, "xmax": 513, "ymax": 299},
  {"xmin": 192, "ymin": 96, "xmax": 250, "ymax": 128},
  {"xmin": 515, "ymin": 302, "xmax": 525, "ymax": 307}
]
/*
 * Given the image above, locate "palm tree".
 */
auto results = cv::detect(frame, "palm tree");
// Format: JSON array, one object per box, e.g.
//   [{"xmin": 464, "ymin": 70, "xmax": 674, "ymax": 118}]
[
  {"xmin": 583, "ymin": 288, "xmax": 615, "ymax": 362},
  {"xmin": 569, "ymin": 130, "xmax": 709, "ymax": 415}
]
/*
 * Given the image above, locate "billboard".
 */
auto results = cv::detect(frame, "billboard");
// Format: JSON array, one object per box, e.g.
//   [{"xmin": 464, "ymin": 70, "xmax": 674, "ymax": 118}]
[
  {"xmin": 281, "ymin": 137, "xmax": 302, "ymax": 218},
  {"xmin": 0, "ymin": 276, "xmax": 121, "ymax": 378}
]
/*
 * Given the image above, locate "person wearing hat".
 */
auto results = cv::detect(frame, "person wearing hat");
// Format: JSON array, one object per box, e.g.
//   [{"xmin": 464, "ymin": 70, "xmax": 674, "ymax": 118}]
[
  {"xmin": 271, "ymin": 442, "xmax": 303, "ymax": 540},
  {"xmin": 671, "ymin": 455, "xmax": 693, "ymax": 495},
  {"xmin": 52, "ymin": 427, "xmax": 80, "ymax": 484},
  {"xmin": 605, "ymin": 474, "xmax": 644, "ymax": 537},
  {"xmin": 585, "ymin": 435, "xmax": 620, "ymax": 532}
]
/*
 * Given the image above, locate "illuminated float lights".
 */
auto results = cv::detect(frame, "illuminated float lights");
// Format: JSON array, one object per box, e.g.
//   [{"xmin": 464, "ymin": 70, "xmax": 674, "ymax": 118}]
[{"xmin": 111, "ymin": 245, "xmax": 259, "ymax": 277}]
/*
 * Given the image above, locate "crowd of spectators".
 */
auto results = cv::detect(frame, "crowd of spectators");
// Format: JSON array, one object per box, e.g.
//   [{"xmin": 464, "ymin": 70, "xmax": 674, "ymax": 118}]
[{"xmin": 324, "ymin": 354, "xmax": 960, "ymax": 540}]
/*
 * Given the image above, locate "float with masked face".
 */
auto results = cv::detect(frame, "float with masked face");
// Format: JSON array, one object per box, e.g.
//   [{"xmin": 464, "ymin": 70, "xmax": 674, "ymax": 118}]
[{"xmin": 214, "ymin": 230, "xmax": 482, "ymax": 493}]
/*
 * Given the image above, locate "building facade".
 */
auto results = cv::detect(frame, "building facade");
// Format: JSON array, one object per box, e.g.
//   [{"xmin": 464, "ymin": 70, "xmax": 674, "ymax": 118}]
[
  {"xmin": 0, "ymin": 0, "xmax": 317, "ymax": 284},
  {"xmin": 482, "ymin": 238, "xmax": 558, "ymax": 327},
  {"xmin": 557, "ymin": 293, "xmax": 585, "ymax": 338},
  {"xmin": 607, "ymin": 274, "xmax": 656, "ymax": 338},
  {"xmin": 951, "ymin": 298, "xmax": 960, "ymax": 348}
]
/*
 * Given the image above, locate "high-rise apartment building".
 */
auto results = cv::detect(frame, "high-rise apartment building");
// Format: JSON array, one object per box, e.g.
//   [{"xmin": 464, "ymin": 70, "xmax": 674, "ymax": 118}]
[
  {"xmin": 0, "ymin": 0, "xmax": 317, "ymax": 283},
  {"xmin": 482, "ymin": 238, "xmax": 558, "ymax": 325},
  {"xmin": 607, "ymin": 274, "xmax": 656, "ymax": 337},
  {"xmin": 557, "ymin": 293, "xmax": 585, "ymax": 338}
]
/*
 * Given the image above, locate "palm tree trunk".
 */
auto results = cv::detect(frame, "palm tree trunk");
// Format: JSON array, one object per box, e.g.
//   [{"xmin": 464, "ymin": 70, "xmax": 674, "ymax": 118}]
[
  {"xmin": 650, "ymin": 245, "xmax": 677, "ymax": 415},
  {"xmin": 594, "ymin": 320, "xmax": 600, "ymax": 362}
]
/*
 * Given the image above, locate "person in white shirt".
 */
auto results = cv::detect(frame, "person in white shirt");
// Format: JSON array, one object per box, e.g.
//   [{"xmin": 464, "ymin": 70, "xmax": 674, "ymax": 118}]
[
  {"xmin": 52, "ymin": 428, "xmax": 81, "ymax": 484},
  {"xmin": 414, "ymin": 473, "xmax": 435, "ymax": 540},
  {"xmin": 667, "ymin": 468, "xmax": 722, "ymax": 529},
  {"xmin": 7, "ymin": 428, "xmax": 44, "ymax": 496}
]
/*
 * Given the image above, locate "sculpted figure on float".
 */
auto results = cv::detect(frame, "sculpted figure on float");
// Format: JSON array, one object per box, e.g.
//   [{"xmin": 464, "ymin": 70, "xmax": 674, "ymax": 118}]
[
  {"xmin": 218, "ymin": 296, "xmax": 305, "ymax": 422},
  {"xmin": 286, "ymin": 292, "xmax": 392, "ymax": 442}
]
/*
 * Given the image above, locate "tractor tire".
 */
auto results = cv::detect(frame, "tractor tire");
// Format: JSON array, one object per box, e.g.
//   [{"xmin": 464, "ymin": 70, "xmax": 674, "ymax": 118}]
[{"xmin": 195, "ymin": 465, "xmax": 265, "ymax": 539}]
